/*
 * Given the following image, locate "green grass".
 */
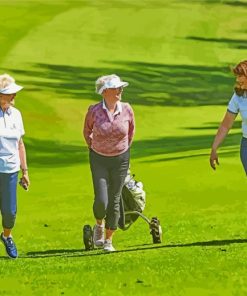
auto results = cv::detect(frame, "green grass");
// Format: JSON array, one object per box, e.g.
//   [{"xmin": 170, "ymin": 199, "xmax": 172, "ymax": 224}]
[{"xmin": 1, "ymin": 0, "xmax": 247, "ymax": 295}]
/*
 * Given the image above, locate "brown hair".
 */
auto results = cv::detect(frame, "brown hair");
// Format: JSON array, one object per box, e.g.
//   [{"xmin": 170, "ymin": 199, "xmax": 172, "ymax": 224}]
[
  {"xmin": 233, "ymin": 60, "xmax": 247, "ymax": 96},
  {"xmin": 233, "ymin": 60, "xmax": 247, "ymax": 76}
]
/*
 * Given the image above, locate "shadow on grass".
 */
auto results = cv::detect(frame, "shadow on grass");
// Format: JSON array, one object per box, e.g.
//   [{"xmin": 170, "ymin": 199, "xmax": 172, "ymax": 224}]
[
  {"xmin": 192, "ymin": 0, "xmax": 247, "ymax": 7},
  {"xmin": 140, "ymin": 150, "xmax": 238, "ymax": 163},
  {"xmin": 24, "ymin": 137, "xmax": 87, "ymax": 167},
  {"xmin": 222, "ymin": 0, "xmax": 247, "ymax": 7},
  {"xmin": 185, "ymin": 120, "xmax": 241, "ymax": 131},
  {"xmin": 21, "ymin": 238, "xmax": 247, "ymax": 259},
  {"xmin": 6, "ymin": 61, "xmax": 234, "ymax": 107},
  {"xmin": 24, "ymin": 130, "xmax": 241, "ymax": 167},
  {"xmin": 24, "ymin": 126, "xmax": 241, "ymax": 167},
  {"xmin": 189, "ymin": 0, "xmax": 247, "ymax": 8},
  {"xmin": 131, "ymin": 132, "xmax": 241, "ymax": 160},
  {"xmin": 187, "ymin": 36, "xmax": 247, "ymax": 50}
]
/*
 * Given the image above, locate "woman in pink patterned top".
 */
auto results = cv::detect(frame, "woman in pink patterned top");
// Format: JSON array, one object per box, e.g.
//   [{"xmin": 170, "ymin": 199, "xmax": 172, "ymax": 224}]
[{"xmin": 83, "ymin": 74, "xmax": 135, "ymax": 252}]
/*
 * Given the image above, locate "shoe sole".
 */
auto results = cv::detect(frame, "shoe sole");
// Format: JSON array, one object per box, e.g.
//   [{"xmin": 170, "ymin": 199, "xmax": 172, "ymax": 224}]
[{"xmin": 103, "ymin": 246, "xmax": 116, "ymax": 252}]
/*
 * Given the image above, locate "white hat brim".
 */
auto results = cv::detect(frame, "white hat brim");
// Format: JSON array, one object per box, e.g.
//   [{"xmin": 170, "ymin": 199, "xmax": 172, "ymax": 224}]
[
  {"xmin": 98, "ymin": 81, "xmax": 129, "ymax": 94},
  {"xmin": 0, "ymin": 83, "xmax": 23, "ymax": 94},
  {"xmin": 118, "ymin": 81, "xmax": 129, "ymax": 88}
]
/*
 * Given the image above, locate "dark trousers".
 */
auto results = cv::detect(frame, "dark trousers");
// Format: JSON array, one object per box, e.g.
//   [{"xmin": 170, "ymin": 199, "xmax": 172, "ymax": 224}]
[
  {"xmin": 0, "ymin": 172, "xmax": 18, "ymax": 229},
  {"xmin": 240, "ymin": 137, "xmax": 247, "ymax": 174},
  {"xmin": 89, "ymin": 149, "xmax": 130, "ymax": 230}
]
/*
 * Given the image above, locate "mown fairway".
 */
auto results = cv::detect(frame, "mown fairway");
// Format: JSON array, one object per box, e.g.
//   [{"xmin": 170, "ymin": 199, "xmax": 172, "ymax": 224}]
[{"xmin": 0, "ymin": 0, "xmax": 247, "ymax": 295}]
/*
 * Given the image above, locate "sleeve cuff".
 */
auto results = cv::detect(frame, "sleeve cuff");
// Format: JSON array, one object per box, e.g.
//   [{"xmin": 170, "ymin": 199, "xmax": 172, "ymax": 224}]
[{"xmin": 227, "ymin": 109, "xmax": 238, "ymax": 115}]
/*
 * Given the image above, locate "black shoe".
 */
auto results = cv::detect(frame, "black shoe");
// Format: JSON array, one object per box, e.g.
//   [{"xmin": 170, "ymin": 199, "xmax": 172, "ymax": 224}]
[{"xmin": 0, "ymin": 233, "xmax": 18, "ymax": 259}]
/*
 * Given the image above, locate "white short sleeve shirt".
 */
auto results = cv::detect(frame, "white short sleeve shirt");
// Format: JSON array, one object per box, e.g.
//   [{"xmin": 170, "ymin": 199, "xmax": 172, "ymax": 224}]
[
  {"xmin": 228, "ymin": 92, "xmax": 247, "ymax": 138},
  {"xmin": 0, "ymin": 106, "xmax": 25, "ymax": 173}
]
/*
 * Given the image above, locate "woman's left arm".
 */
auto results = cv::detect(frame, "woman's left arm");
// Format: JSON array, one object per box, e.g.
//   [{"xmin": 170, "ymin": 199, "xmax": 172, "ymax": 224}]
[
  {"xmin": 128, "ymin": 105, "xmax": 135, "ymax": 146},
  {"xmin": 19, "ymin": 138, "xmax": 30, "ymax": 186}
]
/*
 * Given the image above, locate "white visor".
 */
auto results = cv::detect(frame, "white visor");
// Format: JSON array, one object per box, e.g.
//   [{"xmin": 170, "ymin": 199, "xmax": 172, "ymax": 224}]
[
  {"xmin": 0, "ymin": 82, "xmax": 23, "ymax": 94},
  {"xmin": 97, "ymin": 77, "xmax": 128, "ymax": 95}
]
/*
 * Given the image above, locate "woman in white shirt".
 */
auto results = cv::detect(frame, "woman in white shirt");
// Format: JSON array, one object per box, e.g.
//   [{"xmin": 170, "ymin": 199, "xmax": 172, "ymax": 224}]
[
  {"xmin": 0, "ymin": 74, "xmax": 29, "ymax": 259},
  {"xmin": 210, "ymin": 60, "xmax": 247, "ymax": 173}
]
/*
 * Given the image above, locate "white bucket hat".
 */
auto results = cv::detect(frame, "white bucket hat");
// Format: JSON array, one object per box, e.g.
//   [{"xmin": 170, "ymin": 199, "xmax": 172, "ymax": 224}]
[
  {"xmin": 96, "ymin": 74, "xmax": 128, "ymax": 95},
  {"xmin": 0, "ymin": 82, "xmax": 23, "ymax": 94}
]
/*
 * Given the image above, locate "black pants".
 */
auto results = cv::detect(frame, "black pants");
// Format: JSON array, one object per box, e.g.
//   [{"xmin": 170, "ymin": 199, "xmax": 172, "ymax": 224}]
[{"xmin": 89, "ymin": 149, "xmax": 130, "ymax": 230}]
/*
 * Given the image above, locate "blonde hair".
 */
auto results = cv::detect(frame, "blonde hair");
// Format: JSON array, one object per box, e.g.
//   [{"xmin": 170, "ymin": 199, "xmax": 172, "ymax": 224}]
[
  {"xmin": 0, "ymin": 74, "xmax": 15, "ymax": 89},
  {"xmin": 95, "ymin": 74, "xmax": 118, "ymax": 94}
]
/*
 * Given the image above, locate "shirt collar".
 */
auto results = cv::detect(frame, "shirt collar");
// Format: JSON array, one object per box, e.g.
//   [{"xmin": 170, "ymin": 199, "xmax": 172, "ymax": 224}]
[
  {"xmin": 102, "ymin": 100, "xmax": 122, "ymax": 115},
  {"xmin": 0, "ymin": 106, "xmax": 12, "ymax": 115}
]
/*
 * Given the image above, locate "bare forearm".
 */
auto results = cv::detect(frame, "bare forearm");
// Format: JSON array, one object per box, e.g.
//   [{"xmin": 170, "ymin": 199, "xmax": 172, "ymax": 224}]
[
  {"xmin": 18, "ymin": 138, "xmax": 30, "ymax": 187},
  {"xmin": 19, "ymin": 140, "xmax": 28, "ymax": 172},
  {"xmin": 212, "ymin": 126, "xmax": 230, "ymax": 150},
  {"xmin": 212, "ymin": 111, "xmax": 237, "ymax": 151}
]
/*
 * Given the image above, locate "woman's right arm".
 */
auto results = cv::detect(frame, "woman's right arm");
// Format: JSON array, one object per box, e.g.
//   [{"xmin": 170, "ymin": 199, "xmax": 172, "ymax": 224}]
[
  {"xmin": 83, "ymin": 107, "xmax": 94, "ymax": 148},
  {"xmin": 210, "ymin": 111, "xmax": 237, "ymax": 170}
]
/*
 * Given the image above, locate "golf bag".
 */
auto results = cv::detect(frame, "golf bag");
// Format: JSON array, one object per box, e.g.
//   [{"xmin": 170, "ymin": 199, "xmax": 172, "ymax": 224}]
[{"xmin": 118, "ymin": 170, "xmax": 146, "ymax": 230}]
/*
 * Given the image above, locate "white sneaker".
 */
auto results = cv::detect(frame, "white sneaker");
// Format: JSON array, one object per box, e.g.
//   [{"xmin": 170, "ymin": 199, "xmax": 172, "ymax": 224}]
[
  {"xmin": 93, "ymin": 224, "xmax": 104, "ymax": 247},
  {"xmin": 103, "ymin": 239, "xmax": 115, "ymax": 252}
]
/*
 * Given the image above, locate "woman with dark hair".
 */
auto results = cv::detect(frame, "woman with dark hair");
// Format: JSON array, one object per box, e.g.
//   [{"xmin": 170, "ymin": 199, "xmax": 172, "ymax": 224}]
[{"xmin": 210, "ymin": 60, "xmax": 247, "ymax": 173}]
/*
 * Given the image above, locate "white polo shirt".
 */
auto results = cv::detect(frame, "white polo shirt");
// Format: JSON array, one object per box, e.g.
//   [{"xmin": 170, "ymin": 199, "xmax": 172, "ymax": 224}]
[
  {"xmin": 0, "ymin": 106, "xmax": 25, "ymax": 173},
  {"xmin": 228, "ymin": 92, "xmax": 247, "ymax": 138}
]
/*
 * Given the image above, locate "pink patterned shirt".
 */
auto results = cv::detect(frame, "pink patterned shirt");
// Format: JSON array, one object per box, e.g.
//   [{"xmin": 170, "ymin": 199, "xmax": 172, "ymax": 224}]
[{"xmin": 83, "ymin": 101, "xmax": 135, "ymax": 156}]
